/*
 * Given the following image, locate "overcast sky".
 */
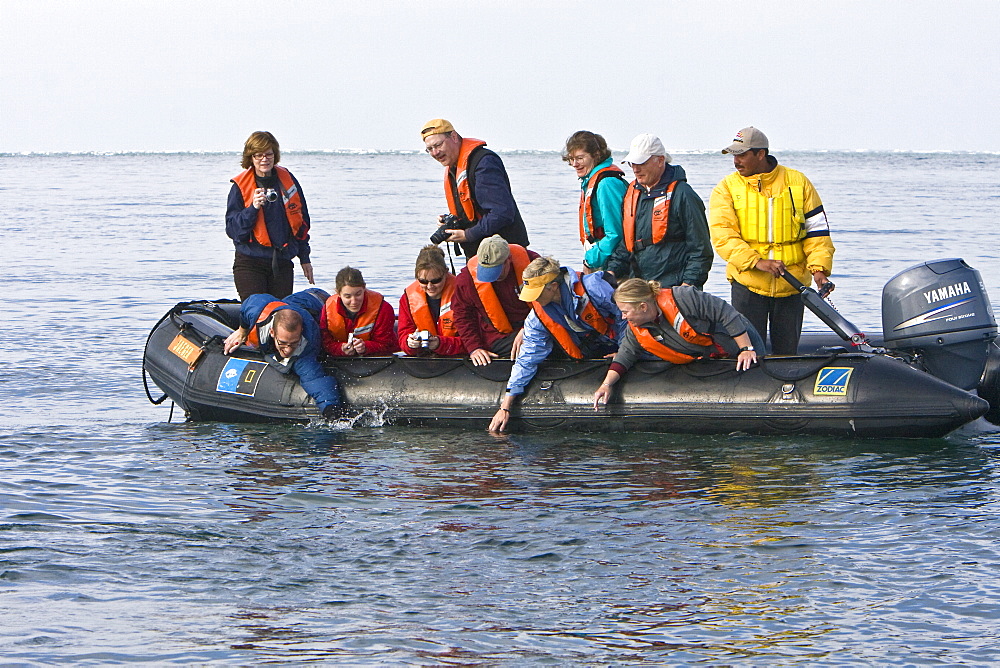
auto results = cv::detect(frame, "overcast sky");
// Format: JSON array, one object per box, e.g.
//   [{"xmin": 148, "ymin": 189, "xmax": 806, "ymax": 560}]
[{"xmin": 2, "ymin": 0, "xmax": 997, "ymax": 153}]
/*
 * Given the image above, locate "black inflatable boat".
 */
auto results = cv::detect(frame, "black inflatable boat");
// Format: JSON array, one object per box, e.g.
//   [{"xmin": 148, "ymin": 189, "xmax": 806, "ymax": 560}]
[{"xmin": 143, "ymin": 259, "xmax": 1000, "ymax": 438}]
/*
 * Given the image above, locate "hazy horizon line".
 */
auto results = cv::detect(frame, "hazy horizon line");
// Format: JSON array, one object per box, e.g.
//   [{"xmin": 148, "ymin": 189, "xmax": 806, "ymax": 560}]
[{"xmin": 4, "ymin": 148, "xmax": 999, "ymax": 157}]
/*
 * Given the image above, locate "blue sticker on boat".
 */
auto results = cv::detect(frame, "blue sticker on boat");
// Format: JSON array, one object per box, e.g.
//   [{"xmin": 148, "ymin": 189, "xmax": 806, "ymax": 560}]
[
  {"xmin": 217, "ymin": 358, "xmax": 268, "ymax": 396},
  {"xmin": 814, "ymin": 367, "xmax": 853, "ymax": 396}
]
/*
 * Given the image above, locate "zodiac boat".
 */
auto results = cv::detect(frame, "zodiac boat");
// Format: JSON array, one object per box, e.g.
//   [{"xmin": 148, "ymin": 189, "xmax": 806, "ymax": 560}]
[{"xmin": 143, "ymin": 259, "xmax": 1000, "ymax": 438}]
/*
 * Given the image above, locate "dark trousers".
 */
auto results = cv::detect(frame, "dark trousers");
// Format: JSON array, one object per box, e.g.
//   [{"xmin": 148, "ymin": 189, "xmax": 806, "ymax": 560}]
[
  {"xmin": 731, "ymin": 281, "xmax": 803, "ymax": 355},
  {"xmin": 233, "ymin": 251, "xmax": 294, "ymax": 302},
  {"xmin": 489, "ymin": 331, "xmax": 520, "ymax": 358}
]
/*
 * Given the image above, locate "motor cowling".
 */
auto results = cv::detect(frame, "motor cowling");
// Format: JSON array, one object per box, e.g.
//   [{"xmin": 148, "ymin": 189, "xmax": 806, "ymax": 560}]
[{"xmin": 882, "ymin": 259, "xmax": 997, "ymax": 391}]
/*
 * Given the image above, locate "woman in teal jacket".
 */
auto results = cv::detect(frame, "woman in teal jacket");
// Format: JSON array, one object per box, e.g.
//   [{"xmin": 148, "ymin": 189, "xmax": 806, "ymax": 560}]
[{"xmin": 562, "ymin": 131, "xmax": 628, "ymax": 272}]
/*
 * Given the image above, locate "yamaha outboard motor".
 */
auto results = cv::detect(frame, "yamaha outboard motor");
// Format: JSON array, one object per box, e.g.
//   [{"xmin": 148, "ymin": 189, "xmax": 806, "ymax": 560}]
[{"xmin": 882, "ymin": 260, "xmax": 999, "ymax": 415}]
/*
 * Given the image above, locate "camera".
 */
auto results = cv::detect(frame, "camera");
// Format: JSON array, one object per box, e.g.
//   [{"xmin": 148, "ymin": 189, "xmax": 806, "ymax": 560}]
[
  {"xmin": 265, "ymin": 188, "xmax": 279, "ymax": 203},
  {"xmin": 430, "ymin": 213, "xmax": 466, "ymax": 245},
  {"xmin": 415, "ymin": 330, "xmax": 431, "ymax": 348}
]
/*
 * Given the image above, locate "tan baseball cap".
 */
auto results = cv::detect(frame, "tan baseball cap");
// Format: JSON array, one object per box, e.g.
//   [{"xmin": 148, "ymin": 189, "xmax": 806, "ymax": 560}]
[
  {"xmin": 722, "ymin": 126, "xmax": 769, "ymax": 154},
  {"xmin": 420, "ymin": 118, "xmax": 455, "ymax": 139},
  {"xmin": 476, "ymin": 235, "xmax": 510, "ymax": 282}
]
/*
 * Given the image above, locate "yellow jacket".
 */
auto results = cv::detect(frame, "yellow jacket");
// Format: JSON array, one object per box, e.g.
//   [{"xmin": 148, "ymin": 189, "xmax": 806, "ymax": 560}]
[{"xmin": 709, "ymin": 162, "xmax": 834, "ymax": 298}]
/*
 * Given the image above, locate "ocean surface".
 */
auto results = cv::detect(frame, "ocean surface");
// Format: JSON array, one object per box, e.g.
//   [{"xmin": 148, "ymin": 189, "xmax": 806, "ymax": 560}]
[{"xmin": 3, "ymin": 150, "xmax": 1000, "ymax": 664}]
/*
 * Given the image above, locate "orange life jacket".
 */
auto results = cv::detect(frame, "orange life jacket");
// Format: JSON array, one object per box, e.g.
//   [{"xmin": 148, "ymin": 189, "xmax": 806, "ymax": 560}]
[
  {"xmin": 404, "ymin": 275, "xmax": 458, "ymax": 337},
  {"xmin": 622, "ymin": 179, "xmax": 678, "ymax": 252},
  {"xmin": 579, "ymin": 165, "xmax": 626, "ymax": 244},
  {"xmin": 444, "ymin": 138, "xmax": 488, "ymax": 223},
  {"xmin": 467, "ymin": 244, "xmax": 531, "ymax": 334},
  {"xmin": 530, "ymin": 277, "xmax": 615, "ymax": 360},
  {"xmin": 231, "ymin": 165, "xmax": 308, "ymax": 248},
  {"xmin": 630, "ymin": 289, "xmax": 715, "ymax": 364},
  {"xmin": 324, "ymin": 290, "xmax": 385, "ymax": 342},
  {"xmin": 246, "ymin": 300, "xmax": 286, "ymax": 347}
]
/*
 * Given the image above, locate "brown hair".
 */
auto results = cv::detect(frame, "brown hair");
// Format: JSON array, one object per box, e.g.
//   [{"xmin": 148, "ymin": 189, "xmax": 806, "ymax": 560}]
[
  {"xmin": 562, "ymin": 130, "xmax": 612, "ymax": 164},
  {"xmin": 272, "ymin": 308, "xmax": 302, "ymax": 332},
  {"xmin": 414, "ymin": 244, "xmax": 448, "ymax": 279},
  {"xmin": 614, "ymin": 278, "xmax": 661, "ymax": 304},
  {"xmin": 240, "ymin": 131, "xmax": 281, "ymax": 169},
  {"xmin": 335, "ymin": 266, "xmax": 366, "ymax": 292}
]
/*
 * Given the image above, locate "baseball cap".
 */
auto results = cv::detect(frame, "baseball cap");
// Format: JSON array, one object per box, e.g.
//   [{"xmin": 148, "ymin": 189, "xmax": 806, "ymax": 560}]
[
  {"xmin": 420, "ymin": 118, "xmax": 455, "ymax": 139},
  {"xmin": 519, "ymin": 272, "xmax": 560, "ymax": 302},
  {"xmin": 722, "ymin": 126, "xmax": 769, "ymax": 154},
  {"xmin": 476, "ymin": 235, "xmax": 510, "ymax": 283},
  {"xmin": 622, "ymin": 133, "xmax": 671, "ymax": 165}
]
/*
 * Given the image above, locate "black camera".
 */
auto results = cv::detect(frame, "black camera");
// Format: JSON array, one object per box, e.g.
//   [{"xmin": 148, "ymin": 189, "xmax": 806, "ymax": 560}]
[
  {"xmin": 265, "ymin": 188, "xmax": 279, "ymax": 203},
  {"xmin": 430, "ymin": 214, "xmax": 465, "ymax": 245}
]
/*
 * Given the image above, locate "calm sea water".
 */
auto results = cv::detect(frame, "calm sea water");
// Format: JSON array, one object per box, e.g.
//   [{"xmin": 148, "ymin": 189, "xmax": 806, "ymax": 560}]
[{"xmin": 2, "ymin": 151, "xmax": 1000, "ymax": 664}]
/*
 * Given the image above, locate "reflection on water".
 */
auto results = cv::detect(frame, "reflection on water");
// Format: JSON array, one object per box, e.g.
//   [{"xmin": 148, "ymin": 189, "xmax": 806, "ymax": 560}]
[{"xmin": 2, "ymin": 151, "xmax": 1000, "ymax": 663}]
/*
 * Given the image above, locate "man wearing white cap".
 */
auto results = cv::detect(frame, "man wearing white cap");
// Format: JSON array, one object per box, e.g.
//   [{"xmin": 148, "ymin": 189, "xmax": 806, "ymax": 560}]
[
  {"xmin": 606, "ymin": 133, "xmax": 713, "ymax": 290},
  {"xmin": 421, "ymin": 119, "xmax": 530, "ymax": 257},
  {"xmin": 452, "ymin": 235, "xmax": 540, "ymax": 366},
  {"xmin": 709, "ymin": 127, "xmax": 835, "ymax": 355}
]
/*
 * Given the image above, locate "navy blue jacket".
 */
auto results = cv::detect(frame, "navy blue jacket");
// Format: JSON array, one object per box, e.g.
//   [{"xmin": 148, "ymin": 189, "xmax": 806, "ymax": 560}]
[
  {"xmin": 226, "ymin": 170, "xmax": 312, "ymax": 264},
  {"xmin": 454, "ymin": 149, "xmax": 530, "ymax": 257},
  {"xmin": 239, "ymin": 291, "xmax": 340, "ymax": 411}
]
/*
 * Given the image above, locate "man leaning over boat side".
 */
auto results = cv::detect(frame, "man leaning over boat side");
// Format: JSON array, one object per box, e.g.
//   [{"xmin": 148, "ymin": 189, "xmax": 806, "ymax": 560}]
[
  {"xmin": 605, "ymin": 133, "xmax": 714, "ymax": 289},
  {"xmin": 708, "ymin": 127, "xmax": 835, "ymax": 355},
  {"xmin": 489, "ymin": 256, "xmax": 625, "ymax": 433},
  {"xmin": 222, "ymin": 288, "xmax": 342, "ymax": 419},
  {"xmin": 421, "ymin": 118, "xmax": 531, "ymax": 257},
  {"xmin": 452, "ymin": 235, "xmax": 540, "ymax": 366}
]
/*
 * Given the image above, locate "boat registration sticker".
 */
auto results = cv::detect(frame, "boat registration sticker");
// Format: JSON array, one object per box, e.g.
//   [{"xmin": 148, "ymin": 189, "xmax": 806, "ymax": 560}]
[
  {"xmin": 168, "ymin": 333, "xmax": 203, "ymax": 366},
  {"xmin": 814, "ymin": 367, "xmax": 854, "ymax": 396},
  {"xmin": 217, "ymin": 358, "xmax": 268, "ymax": 396}
]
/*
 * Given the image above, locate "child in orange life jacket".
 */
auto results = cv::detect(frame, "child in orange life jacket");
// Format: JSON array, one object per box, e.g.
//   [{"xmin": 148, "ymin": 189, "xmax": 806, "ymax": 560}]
[
  {"xmin": 593, "ymin": 278, "xmax": 764, "ymax": 410},
  {"xmin": 397, "ymin": 245, "xmax": 465, "ymax": 356},
  {"xmin": 320, "ymin": 266, "xmax": 399, "ymax": 357}
]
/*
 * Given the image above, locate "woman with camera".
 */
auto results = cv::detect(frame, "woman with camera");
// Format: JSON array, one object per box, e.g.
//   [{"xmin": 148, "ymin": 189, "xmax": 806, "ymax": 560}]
[
  {"xmin": 397, "ymin": 245, "xmax": 466, "ymax": 356},
  {"xmin": 320, "ymin": 266, "xmax": 399, "ymax": 357},
  {"xmin": 226, "ymin": 130, "xmax": 315, "ymax": 300},
  {"xmin": 563, "ymin": 131, "xmax": 628, "ymax": 273}
]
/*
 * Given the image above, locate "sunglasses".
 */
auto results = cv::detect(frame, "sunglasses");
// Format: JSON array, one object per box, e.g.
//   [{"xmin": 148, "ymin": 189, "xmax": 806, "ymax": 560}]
[{"xmin": 417, "ymin": 276, "xmax": 444, "ymax": 285}]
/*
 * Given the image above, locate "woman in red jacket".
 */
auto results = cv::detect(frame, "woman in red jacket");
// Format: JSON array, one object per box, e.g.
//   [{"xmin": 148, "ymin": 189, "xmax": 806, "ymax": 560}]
[
  {"xmin": 321, "ymin": 266, "xmax": 399, "ymax": 356},
  {"xmin": 397, "ymin": 245, "xmax": 465, "ymax": 356}
]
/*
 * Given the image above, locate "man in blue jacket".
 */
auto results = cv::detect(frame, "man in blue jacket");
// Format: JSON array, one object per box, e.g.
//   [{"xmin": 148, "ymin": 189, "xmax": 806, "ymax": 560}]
[
  {"xmin": 223, "ymin": 288, "xmax": 342, "ymax": 418},
  {"xmin": 421, "ymin": 118, "xmax": 530, "ymax": 257},
  {"xmin": 488, "ymin": 257, "xmax": 625, "ymax": 432}
]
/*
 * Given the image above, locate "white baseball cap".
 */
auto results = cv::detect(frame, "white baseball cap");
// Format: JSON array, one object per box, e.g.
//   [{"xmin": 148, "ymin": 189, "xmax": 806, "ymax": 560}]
[{"xmin": 622, "ymin": 133, "xmax": 671, "ymax": 165}]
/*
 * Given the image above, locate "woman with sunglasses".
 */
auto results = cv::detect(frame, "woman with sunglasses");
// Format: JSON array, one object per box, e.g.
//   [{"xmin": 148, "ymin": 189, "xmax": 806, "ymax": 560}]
[
  {"xmin": 397, "ymin": 245, "xmax": 465, "ymax": 356},
  {"xmin": 562, "ymin": 130, "xmax": 628, "ymax": 273},
  {"xmin": 226, "ymin": 131, "xmax": 315, "ymax": 300}
]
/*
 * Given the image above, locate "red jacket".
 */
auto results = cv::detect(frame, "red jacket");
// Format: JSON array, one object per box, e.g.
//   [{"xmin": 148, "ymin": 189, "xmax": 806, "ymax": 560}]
[
  {"xmin": 397, "ymin": 291, "xmax": 466, "ymax": 356},
  {"xmin": 320, "ymin": 292, "xmax": 399, "ymax": 356}
]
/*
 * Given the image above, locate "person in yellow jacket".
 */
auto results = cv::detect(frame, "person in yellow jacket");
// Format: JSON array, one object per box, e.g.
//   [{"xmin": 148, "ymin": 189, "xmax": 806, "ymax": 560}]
[{"xmin": 709, "ymin": 127, "xmax": 835, "ymax": 355}]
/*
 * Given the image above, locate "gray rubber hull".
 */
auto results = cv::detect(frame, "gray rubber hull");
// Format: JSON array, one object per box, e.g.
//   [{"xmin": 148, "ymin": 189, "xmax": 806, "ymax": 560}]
[{"xmin": 143, "ymin": 301, "xmax": 989, "ymax": 438}]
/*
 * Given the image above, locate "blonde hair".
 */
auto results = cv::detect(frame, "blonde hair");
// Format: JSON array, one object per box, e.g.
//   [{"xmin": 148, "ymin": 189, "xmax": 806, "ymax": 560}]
[
  {"xmin": 241, "ymin": 131, "xmax": 281, "ymax": 169},
  {"xmin": 522, "ymin": 256, "xmax": 561, "ymax": 280},
  {"xmin": 614, "ymin": 278, "xmax": 661, "ymax": 304}
]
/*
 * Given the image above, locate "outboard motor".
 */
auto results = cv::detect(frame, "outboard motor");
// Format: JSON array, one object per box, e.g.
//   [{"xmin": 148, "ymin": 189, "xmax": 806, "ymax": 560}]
[{"xmin": 882, "ymin": 259, "xmax": 997, "ymax": 392}]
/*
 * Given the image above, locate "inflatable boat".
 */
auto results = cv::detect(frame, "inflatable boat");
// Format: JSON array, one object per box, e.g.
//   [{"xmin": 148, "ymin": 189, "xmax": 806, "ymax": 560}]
[{"xmin": 143, "ymin": 259, "xmax": 1000, "ymax": 438}]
